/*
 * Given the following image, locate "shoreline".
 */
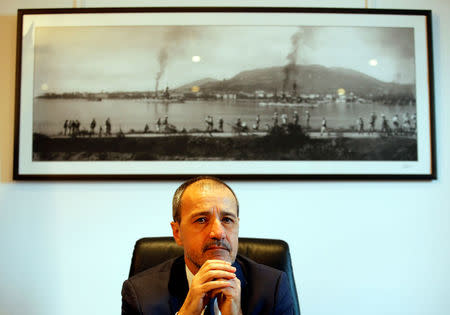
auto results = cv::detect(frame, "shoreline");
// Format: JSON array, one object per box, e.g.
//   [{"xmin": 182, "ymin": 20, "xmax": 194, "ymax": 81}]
[
  {"xmin": 32, "ymin": 130, "xmax": 418, "ymax": 162},
  {"xmin": 41, "ymin": 128, "xmax": 417, "ymax": 140}
]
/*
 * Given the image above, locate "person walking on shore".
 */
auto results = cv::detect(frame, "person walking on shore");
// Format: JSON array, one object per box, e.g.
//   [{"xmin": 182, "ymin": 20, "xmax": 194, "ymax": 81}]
[
  {"xmin": 281, "ymin": 113, "xmax": 288, "ymax": 126},
  {"xmin": 162, "ymin": 115, "xmax": 169, "ymax": 133},
  {"xmin": 357, "ymin": 117, "xmax": 364, "ymax": 134},
  {"xmin": 293, "ymin": 111, "xmax": 299, "ymax": 126},
  {"xmin": 236, "ymin": 118, "xmax": 242, "ymax": 129},
  {"xmin": 392, "ymin": 114, "xmax": 399, "ymax": 135},
  {"xmin": 205, "ymin": 115, "xmax": 213, "ymax": 132},
  {"xmin": 90, "ymin": 118, "xmax": 96, "ymax": 137},
  {"xmin": 156, "ymin": 118, "xmax": 161, "ymax": 132},
  {"xmin": 403, "ymin": 112, "xmax": 411, "ymax": 134},
  {"xmin": 305, "ymin": 110, "xmax": 311, "ymax": 129},
  {"xmin": 68, "ymin": 120, "xmax": 73, "ymax": 136},
  {"xmin": 77, "ymin": 120, "xmax": 81, "ymax": 135},
  {"xmin": 73, "ymin": 120, "xmax": 80, "ymax": 137},
  {"xmin": 320, "ymin": 117, "xmax": 328, "ymax": 136},
  {"xmin": 254, "ymin": 114, "xmax": 261, "ymax": 130},
  {"xmin": 369, "ymin": 112, "xmax": 377, "ymax": 135},
  {"xmin": 381, "ymin": 114, "xmax": 390, "ymax": 135},
  {"xmin": 105, "ymin": 118, "xmax": 112, "ymax": 136},
  {"xmin": 218, "ymin": 117, "xmax": 224, "ymax": 132},
  {"xmin": 205, "ymin": 115, "xmax": 214, "ymax": 135},
  {"xmin": 411, "ymin": 113, "xmax": 417, "ymax": 131},
  {"xmin": 272, "ymin": 112, "xmax": 279, "ymax": 127}
]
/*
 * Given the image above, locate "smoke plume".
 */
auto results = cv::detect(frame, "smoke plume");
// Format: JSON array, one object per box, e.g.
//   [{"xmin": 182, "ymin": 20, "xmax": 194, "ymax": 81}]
[
  {"xmin": 155, "ymin": 47, "xmax": 168, "ymax": 96},
  {"xmin": 154, "ymin": 26, "xmax": 200, "ymax": 95},
  {"xmin": 283, "ymin": 28, "xmax": 303, "ymax": 93}
]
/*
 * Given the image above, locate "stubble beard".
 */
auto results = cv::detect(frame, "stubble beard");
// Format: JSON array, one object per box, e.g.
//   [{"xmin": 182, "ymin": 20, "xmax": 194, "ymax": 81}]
[{"xmin": 185, "ymin": 245, "xmax": 237, "ymax": 271}]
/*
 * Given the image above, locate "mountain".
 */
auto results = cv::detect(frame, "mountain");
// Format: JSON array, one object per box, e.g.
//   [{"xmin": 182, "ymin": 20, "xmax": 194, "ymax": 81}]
[
  {"xmin": 175, "ymin": 77, "xmax": 219, "ymax": 92},
  {"xmin": 180, "ymin": 65, "xmax": 414, "ymax": 96}
]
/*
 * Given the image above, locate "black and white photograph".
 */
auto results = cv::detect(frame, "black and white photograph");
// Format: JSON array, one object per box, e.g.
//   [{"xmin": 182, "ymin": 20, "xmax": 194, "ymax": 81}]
[{"xmin": 14, "ymin": 8, "xmax": 435, "ymax": 179}]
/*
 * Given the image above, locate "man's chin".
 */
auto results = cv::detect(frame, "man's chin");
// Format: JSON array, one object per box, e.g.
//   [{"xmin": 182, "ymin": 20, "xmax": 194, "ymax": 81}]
[{"xmin": 204, "ymin": 249, "xmax": 232, "ymax": 262}]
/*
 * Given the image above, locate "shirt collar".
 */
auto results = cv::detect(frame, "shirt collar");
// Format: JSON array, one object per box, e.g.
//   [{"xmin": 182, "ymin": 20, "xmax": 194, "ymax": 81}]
[{"xmin": 185, "ymin": 264, "xmax": 195, "ymax": 288}]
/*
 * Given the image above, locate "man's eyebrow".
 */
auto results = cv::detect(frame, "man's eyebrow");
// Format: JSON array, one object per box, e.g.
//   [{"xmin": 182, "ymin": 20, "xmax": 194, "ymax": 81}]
[
  {"xmin": 221, "ymin": 211, "xmax": 238, "ymax": 218},
  {"xmin": 189, "ymin": 211, "xmax": 211, "ymax": 218},
  {"xmin": 189, "ymin": 210, "xmax": 238, "ymax": 218}
]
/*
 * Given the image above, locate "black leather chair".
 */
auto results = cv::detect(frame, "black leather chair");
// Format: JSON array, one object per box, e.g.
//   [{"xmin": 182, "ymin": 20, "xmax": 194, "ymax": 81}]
[{"xmin": 128, "ymin": 237, "xmax": 300, "ymax": 315}]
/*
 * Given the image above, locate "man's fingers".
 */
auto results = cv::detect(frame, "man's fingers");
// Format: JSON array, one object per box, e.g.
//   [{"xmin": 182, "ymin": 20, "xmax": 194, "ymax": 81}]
[
  {"xmin": 195, "ymin": 260, "xmax": 236, "ymax": 282},
  {"xmin": 203, "ymin": 259, "xmax": 231, "ymax": 265},
  {"xmin": 209, "ymin": 288, "xmax": 226, "ymax": 299},
  {"xmin": 200, "ymin": 260, "xmax": 236, "ymax": 272},
  {"xmin": 210, "ymin": 278, "xmax": 240, "ymax": 293},
  {"xmin": 189, "ymin": 260, "xmax": 237, "ymax": 299},
  {"xmin": 198, "ymin": 270, "xmax": 236, "ymax": 283},
  {"xmin": 200, "ymin": 280, "xmax": 232, "ymax": 292}
]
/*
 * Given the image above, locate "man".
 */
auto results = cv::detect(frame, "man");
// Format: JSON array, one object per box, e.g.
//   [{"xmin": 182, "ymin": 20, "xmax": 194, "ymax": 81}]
[
  {"xmin": 121, "ymin": 176, "xmax": 294, "ymax": 315},
  {"xmin": 402, "ymin": 113, "xmax": 411, "ymax": 134},
  {"xmin": 293, "ymin": 111, "xmax": 299, "ymax": 126},
  {"xmin": 305, "ymin": 111, "xmax": 310, "ymax": 129},
  {"xmin": 90, "ymin": 118, "xmax": 96, "ymax": 137},
  {"xmin": 357, "ymin": 117, "xmax": 364, "ymax": 134},
  {"xmin": 63, "ymin": 120, "xmax": 68, "ymax": 136},
  {"xmin": 105, "ymin": 118, "xmax": 112, "ymax": 136},
  {"xmin": 381, "ymin": 114, "xmax": 390, "ymax": 135},
  {"xmin": 392, "ymin": 114, "xmax": 399, "ymax": 135},
  {"xmin": 218, "ymin": 117, "xmax": 224, "ymax": 132},
  {"xmin": 272, "ymin": 112, "xmax": 278, "ymax": 127},
  {"xmin": 368, "ymin": 112, "xmax": 377, "ymax": 135},
  {"xmin": 281, "ymin": 113, "xmax": 288, "ymax": 126},
  {"xmin": 156, "ymin": 118, "xmax": 161, "ymax": 132},
  {"xmin": 320, "ymin": 117, "xmax": 327, "ymax": 136},
  {"xmin": 255, "ymin": 115, "xmax": 260, "ymax": 130}
]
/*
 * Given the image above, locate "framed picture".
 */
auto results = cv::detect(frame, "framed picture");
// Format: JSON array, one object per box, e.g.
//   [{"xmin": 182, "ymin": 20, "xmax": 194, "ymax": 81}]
[{"xmin": 13, "ymin": 7, "xmax": 436, "ymax": 180}]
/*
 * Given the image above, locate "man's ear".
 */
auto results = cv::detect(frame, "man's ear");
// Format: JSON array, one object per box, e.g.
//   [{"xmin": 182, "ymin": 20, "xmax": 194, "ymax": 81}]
[{"xmin": 170, "ymin": 221, "xmax": 183, "ymax": 246}]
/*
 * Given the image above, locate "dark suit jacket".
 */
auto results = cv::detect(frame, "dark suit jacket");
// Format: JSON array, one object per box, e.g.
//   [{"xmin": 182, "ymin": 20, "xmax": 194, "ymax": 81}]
[{"xmin": 122, "ymin": 254, "xmax": 294, "ymax": 315}]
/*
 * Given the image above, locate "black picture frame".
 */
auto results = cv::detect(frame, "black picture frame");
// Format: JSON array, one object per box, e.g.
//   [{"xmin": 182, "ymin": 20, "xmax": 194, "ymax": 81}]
[{"xmin": 13, "ymin": 7, "xmax": 436, "ymax": 180}]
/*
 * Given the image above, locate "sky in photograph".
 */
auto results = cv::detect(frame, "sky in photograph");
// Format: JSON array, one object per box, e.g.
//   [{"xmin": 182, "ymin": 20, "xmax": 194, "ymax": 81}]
[{"xmin": 31, "ymin": 24, "xmax": 415, "ymax": 95}]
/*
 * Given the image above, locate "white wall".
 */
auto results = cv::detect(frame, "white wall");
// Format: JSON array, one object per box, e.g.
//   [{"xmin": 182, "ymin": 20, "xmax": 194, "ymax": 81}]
[{"xmin": 1, "ymin": 1, "xmax": 449, "ymax": 315}]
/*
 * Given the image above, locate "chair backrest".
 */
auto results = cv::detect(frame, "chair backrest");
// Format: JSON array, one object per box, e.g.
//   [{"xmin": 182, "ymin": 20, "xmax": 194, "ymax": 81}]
[{"xmin": 129, "ymin": 237, "xmax": 300, "ymax": 315}]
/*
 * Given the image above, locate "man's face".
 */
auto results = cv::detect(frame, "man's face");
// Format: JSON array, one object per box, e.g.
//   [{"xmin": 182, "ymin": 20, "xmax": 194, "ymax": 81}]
[{"xmin": 171, "ymin": 180, "xmax": 239, "ymax": 274}]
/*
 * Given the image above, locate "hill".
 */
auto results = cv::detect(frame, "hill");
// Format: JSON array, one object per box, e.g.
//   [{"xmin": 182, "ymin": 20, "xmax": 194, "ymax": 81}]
[
  {"xmin": 178, "ymin": 65, "xmax": 414, "ymax": 97},
  {"xmin": 175, "ymin": 77, "xmax": 219, "ymax": 92}
]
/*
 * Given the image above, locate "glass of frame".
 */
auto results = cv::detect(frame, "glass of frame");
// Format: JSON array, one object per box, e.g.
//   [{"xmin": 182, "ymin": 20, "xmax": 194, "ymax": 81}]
[{"xmin": 13, "ymin": 7, "xmax": 436, "ymax": 179}]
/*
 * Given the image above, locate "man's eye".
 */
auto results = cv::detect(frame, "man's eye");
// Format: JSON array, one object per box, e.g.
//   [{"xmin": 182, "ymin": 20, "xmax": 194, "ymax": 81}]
[
  {"xmin": 222, "ymin": 217, "xmax": 234, "ymax": 224},
  {"xmin": 195, "ymin": 217, "xmax": 207, "ymax": 223}
]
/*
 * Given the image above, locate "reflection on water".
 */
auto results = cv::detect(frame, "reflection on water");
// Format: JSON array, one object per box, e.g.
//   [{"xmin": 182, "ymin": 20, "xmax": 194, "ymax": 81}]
[{"xmin": 33, "ymin": 98, "xmax": 416, "ymax": 135}]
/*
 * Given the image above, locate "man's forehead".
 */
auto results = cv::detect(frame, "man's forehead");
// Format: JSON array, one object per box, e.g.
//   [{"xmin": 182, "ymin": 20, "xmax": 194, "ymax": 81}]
[
  {"xmin": 186, "ymin": 179, "xmax": 232, "ymax": 195},
  {"xmin": 181, "ymin": 180, "xmax": 237, "ymax": 208}
]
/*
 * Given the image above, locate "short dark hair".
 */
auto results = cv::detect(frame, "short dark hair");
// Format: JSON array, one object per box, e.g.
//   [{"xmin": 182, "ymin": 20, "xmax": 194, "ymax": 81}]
[{"xmin": 172, "ymin": 176, "xmax": 239, "ymax": 223}]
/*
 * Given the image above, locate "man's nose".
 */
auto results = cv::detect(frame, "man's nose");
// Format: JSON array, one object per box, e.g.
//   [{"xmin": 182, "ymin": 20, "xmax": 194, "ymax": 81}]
[{"xmin": 209, "ymin": 217, "xmax": 225, "ymax": 239}]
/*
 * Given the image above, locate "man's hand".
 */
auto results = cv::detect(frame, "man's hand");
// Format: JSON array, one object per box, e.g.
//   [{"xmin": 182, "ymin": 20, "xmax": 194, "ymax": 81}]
[
  {"xmin": 212, "ymin": 275, "xmax": 242, "ymax": 315},
  {"xmin": 178, "ymin": 260, "xmax": 236, "ymax": 315}
]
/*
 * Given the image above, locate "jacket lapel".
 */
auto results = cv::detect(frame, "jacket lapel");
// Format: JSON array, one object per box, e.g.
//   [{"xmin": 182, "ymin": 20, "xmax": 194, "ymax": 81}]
[
  {"xmin": 168, "ymin": 256, "xmax": 189, "ymax": 314},
  {"xmin": 234, "ymin": 258, "xmax": 248, "ymax": 314}
]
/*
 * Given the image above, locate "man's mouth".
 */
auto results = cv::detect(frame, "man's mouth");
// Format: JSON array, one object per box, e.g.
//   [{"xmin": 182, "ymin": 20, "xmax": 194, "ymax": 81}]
[
  {"xmin": 206, "ymin": 246, "xmax": 227, "ymax": 251},
  {"xmin": 203, "ymin": 241, "xmax": 231, "ymax": 252}
]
